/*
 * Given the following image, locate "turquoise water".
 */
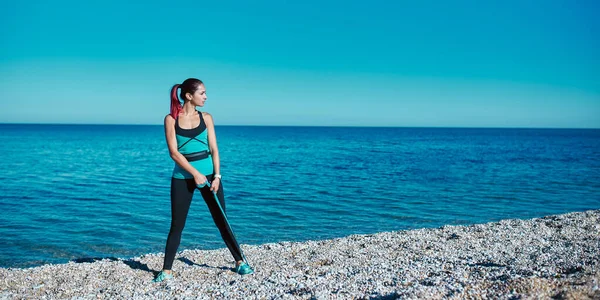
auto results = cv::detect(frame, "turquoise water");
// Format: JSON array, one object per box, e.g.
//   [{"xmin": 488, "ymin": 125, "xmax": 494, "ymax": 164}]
[{"xmin": 1, "ymin": 124, "xmax": 599, "ymax": 268}]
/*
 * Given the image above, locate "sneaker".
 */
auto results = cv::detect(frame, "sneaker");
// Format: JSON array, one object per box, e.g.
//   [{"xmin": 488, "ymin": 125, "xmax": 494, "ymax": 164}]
[
  {"xmin": 235, "ymin": 262, "xmax": 254, "ymax": 275},
  {"xmin": 152, "ymin": 271, "xmax": 174, "ymax": 282}
]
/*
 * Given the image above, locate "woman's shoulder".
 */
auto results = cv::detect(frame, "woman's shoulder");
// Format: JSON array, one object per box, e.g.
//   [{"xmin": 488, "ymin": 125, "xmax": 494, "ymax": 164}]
[
  {"xmin": 164, "ymin": 114, "xmax": 176, "ymax": 125},
  {"xmin": 201, "ymin": 111, "xmax": 214, "ymax": 124}
]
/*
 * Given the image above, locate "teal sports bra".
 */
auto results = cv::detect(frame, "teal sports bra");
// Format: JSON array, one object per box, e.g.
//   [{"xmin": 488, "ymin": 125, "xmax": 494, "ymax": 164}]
[{"xmin": 172, "ymin": 110, "xmax": 214, "ymax": 179}]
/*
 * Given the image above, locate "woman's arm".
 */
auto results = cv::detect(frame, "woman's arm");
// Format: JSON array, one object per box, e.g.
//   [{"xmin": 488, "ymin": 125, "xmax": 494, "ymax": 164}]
[
  {"xmin": 164, "ymin": 115, "xmax": 206, "ymax": 184},
  {"xmin": 204, "ymin": 112, "xmax": 221, "ymax": 190}
]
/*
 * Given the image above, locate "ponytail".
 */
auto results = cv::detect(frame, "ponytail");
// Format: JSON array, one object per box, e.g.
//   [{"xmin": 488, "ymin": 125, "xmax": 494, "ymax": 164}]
[
  {"xmin": 170, "ymin": 84, "xmax": 182, "ymax": 119},
  {"xmin": 169, "ymin": 78, "xmax": 204, "ymax": 118}
]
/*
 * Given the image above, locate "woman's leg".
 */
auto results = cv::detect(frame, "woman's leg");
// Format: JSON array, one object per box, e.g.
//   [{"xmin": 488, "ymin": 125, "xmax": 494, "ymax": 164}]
[
  {"xmin": 198, "ymin": 177, "xmax": 244, "ymax": 262},
  {"xmin": 162, "ymin": 178, "xmax": 195, "ymax": 270}
]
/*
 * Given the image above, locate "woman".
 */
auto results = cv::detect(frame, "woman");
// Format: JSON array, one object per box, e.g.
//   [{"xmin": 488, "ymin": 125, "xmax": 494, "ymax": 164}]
[{"xmin": 153, "ymin": 78, "xmax": 253, "ymax": 283}]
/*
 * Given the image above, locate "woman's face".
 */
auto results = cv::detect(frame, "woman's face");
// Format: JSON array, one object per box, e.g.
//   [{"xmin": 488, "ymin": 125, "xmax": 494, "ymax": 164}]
[{"xmin": 187, "ymin": 84, "xmax": 207, "ymax": 107}]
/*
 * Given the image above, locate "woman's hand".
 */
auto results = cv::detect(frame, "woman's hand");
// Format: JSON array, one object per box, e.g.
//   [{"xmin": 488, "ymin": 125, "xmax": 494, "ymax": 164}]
[
  {"xmin": 210, "ymin": 178, "xmax": 220, "ymax": 192},
  {"xmin": 194, "ymin": 173, "xmax": 208, "ymax": 188}
]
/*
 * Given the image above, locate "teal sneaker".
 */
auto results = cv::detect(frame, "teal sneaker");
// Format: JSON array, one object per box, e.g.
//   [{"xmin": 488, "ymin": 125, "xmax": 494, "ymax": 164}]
[
  {"xmin": 235, "ymin": 262, "xmax": 254, "ymax": 275},
  {"xmin": 152, "ymin": 271, "xmax": 174, "ymax": 282}
]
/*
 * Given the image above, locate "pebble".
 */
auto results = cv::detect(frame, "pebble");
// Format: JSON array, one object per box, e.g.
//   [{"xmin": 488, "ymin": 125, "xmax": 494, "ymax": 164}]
[{"xmin": 1, "ymin": 210, "xmax": 599, "ymax": 299}]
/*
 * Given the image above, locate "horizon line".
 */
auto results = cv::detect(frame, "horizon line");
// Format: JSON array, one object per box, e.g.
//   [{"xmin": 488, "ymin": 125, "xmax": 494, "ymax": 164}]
[{"xmin": 1, "ymin": 122, "xmax": 598, "ymax": 130}]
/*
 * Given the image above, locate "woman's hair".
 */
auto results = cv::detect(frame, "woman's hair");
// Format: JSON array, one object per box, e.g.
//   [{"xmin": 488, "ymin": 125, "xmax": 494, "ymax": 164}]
[{"xmin": 170, "ymin": 78, "xmax": 204, "ymax": 118}]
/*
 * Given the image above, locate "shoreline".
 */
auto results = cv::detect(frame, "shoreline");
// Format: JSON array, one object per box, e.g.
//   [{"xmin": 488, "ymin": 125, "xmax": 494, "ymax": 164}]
[{"xmin": 1, "ymin": 210, "xmax": 599, "ymax": 299}]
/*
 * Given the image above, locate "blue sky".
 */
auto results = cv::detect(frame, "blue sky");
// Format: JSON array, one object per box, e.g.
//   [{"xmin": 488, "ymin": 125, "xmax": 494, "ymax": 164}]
[{"xmin": 1, "ymin": 0, "xmax": 599, "ymax": 127}]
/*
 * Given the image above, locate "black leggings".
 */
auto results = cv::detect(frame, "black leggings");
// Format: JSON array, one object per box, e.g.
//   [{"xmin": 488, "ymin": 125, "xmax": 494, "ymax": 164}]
[{"xmin": 162, "ymin": 176, "xmax": 244, "ymax": 270}]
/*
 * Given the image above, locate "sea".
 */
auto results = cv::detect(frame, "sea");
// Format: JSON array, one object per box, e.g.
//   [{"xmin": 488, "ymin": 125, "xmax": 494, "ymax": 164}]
[{"xmin": 1, "ymin": 124, "xmax": 599, "ymax": 268}]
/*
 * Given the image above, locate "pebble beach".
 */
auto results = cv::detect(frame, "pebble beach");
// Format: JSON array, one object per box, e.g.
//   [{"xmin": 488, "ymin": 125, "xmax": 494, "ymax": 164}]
[{"xmin": 1, "ymin": 210, "xmax": 598, "ymax": 299}]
